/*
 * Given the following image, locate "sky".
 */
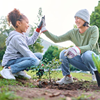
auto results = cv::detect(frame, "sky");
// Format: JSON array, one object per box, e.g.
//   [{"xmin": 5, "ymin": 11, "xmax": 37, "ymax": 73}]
[{"xmin": 0, "ymin": 0, "xmax": 99, "ymax": 47}]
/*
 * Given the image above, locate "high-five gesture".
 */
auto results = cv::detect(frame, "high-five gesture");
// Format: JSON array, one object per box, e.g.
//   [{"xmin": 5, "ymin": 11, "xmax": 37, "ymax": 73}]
[
  {"xmin": 41, "ymin": 16, "xmax": 47, "ymax": 33},
  {"xmin": 36, "ymin": 16, "xmax": 45, "ymax": 33}
]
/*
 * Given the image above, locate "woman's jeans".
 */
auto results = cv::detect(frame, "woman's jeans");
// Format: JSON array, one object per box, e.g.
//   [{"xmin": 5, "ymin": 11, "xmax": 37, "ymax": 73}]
[
  {"xmin": 5, "ymin": 53, "xmax": 43, "ymax": 74},
  {"xmin": 60, "ymin": 50, "xmax": 97, "ymax": 76}
]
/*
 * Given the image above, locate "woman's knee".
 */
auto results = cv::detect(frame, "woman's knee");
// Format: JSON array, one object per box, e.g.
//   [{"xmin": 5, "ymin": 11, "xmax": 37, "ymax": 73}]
[
  {"xmin": 59, "ymin": 49, "xmax": 66, "ymax": 59},
  {"xmin": 81, "ymin": 51, "xmax": 95, "ymax": 62}
]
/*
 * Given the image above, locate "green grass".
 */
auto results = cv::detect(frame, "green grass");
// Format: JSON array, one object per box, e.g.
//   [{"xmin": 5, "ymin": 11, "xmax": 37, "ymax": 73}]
[
  {"xmin": 0, "ymin": 83, "xmax": 22, "ymax": 100},
  {"xmin": 0, "ymin": 67, "xmax": 23, "ymax": 87},
  {"xmin": 71, "ymin": 72, "xmax": 92, "ymax": 81},
  {"xmin": 0, "ymin": 67, "xmax": 92, "ymax": 81},
  {"xmin": 0, "ymin": 79, "xmax": 21, "ymax": 87},
  {"xmin": 26, "ymin": 70, "xmax": 92, "ymax": 81},
  {"xmin": 0, "ymin": 91, "xmax": 22, "ymax": 100},
  {"xmin": 72, "ymin": 94, "xmax": 92, "ymax": 100},
  {"xmin": 0, "ymin": 67, "xmax": 3, "ymax": 70},
  {"xmin": 33, "ymin": 98, "xmax": 45, "ymax": 100}
]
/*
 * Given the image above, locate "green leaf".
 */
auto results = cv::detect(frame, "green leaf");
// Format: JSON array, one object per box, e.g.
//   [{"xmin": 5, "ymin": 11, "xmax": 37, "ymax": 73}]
[{"xmin": 92, "ymin": 54, "xmax": 100, "ymax": 73}]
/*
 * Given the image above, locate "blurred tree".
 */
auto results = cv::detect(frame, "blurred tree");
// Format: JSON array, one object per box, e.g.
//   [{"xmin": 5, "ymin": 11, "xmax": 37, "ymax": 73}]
[
  {"xmin": 28, "ymin": 7, "xmax": 44, "ymax": 53},
  {"xmin": 0, "ymin": 16, "xmax": 14, "ymax": 35},
  {"xmin": 0, "ymin": 33, "xmax": 7, "ymax": 50},
  {"xmin": 43, "ymin": 45, "xmax": 64, "ymax": 62},
  {"xmin": 0, "ymin": 47, "xmax": 6, "ymax": 63},
  {"xmin": 90, "ymin": 1, "xmax": 100, "ymax": 45},
  {"xmin": 0, "ymin": 16, "xmax": 10, "ymax": 61}
]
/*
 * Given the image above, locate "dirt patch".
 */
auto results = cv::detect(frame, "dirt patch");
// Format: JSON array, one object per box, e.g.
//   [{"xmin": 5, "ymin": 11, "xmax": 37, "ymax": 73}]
[
  {"xmin": 16, "ymin": 77, "xmax": 99, "ymax": 91},
  {"xmin": 14, "ymin": 77, "xmax": 100, "ymax": 100},
  {"xmin": 0, "ymin": 75, "xmax": 100, "ymax": 100},
  {"xmin": 14, "ymin": 86, "xmax": 80, "ymax": 100}
]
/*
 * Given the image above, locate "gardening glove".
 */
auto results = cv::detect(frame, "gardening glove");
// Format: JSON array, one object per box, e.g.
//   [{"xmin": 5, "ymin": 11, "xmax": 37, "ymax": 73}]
[
  {"xmin": 41, "ymin": 15, "xmax": 47, "ymax": 33},
  {"xmin": 36, "ymin": 16, "xmax": 45, "ymax": 33},
  {"xmin": 64, "ymin": 46, "xmax": 81, "ymax": 59}
]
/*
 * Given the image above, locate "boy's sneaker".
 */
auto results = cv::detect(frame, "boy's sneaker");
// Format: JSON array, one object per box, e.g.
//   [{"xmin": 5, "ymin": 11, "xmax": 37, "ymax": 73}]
[
  {"xmin": 0, "ymin": 68, "xmax": 16, "ymax": 80},
  {"xmin": 16, "ymin": 71, "xmax": 31, "ymax": 79},
  {"xmin": 56, "ymin": 76, "xmax": 73, "ymax": 85},
  {"xmin": 92, "ymin": 74, "xmax": 97, "ymax": 81}
]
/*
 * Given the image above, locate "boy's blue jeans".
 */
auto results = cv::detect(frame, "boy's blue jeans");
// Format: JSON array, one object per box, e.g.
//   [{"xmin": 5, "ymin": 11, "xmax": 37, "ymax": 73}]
[
  {"xmin": 60, "ymin": 50, "xmax": 97, "ymax": 76},
  {"xmin": 5, "ymin": 53, "xmax": 43, "ymax": 74}
]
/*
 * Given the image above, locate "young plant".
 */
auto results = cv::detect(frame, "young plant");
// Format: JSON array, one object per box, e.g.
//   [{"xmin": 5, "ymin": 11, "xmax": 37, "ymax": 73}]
[
  {"xmin": 92, "ymin": 54, "xmax": 100, "ymax": 73},
  {"xmin": 30, "ymin": 58, "xmax": 61, "ymax": 84},
  {"xmin": 29, "ymin": 61, "xmax": 46, "ymax": 88},
  {"xmin": 43, "ymin": 58, "xmax": 61, "ymax": 83},
  {"xmin": 30, "ymin": 61, "xmax": 45, "ymax": 79}
]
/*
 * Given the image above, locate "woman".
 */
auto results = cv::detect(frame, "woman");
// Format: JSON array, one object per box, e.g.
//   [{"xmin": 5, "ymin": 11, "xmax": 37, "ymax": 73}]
[
  {"xmin": 41, "ymin": 9, "xmax": 99, "ymax": 84},
  {"xmin": 0, "ymin": 8, "xmax": 44, "ymax": 80}
]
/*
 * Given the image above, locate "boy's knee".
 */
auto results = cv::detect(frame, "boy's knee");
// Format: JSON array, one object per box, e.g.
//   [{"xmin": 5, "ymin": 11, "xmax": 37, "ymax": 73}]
[
  {"xmin": 38, "ymin": 53, "xmax": 43, "ymax": 60},
  {"xmin": 34, "ymin": 59, "xmax": 40, "ymax": 66},
  {"xmin": 30, "ymin": 58, "xmax": 40, "ymax": 66},
  {"xmin": 35, "ymin": 53, "xmax": 43, "ymax": 60}
]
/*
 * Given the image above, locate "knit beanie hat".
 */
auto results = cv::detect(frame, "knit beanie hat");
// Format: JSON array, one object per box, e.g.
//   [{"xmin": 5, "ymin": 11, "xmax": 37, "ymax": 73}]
[{"xmin": 74, "ymin": 9, "xmax": 90, "ymax": 23}]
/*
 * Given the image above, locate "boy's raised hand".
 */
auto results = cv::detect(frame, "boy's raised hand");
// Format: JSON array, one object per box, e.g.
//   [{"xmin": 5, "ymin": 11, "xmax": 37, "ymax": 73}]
[{"xmin": 36, "ymin": 16, "xmax": 45, "ymax": 33}]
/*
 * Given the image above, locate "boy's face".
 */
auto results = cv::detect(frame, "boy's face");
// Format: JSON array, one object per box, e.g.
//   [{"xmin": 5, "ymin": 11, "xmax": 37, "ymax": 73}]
[{"xmin": 16, "ymin": 17, "xmax": 29, "ymax": 33}]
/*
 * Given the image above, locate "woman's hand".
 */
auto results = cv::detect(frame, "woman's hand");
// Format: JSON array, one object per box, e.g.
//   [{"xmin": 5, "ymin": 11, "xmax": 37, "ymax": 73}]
[
  {"xmin": 41, "ymin": 16, "xmax": 47, "ymax": 33},
  {"xmin": 64, "ymin": 46, "xmax": 81, "ymax": 58}
]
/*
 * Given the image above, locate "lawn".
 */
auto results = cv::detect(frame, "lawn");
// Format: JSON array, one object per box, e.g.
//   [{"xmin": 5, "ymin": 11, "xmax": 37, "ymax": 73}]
[
  {"xmin": 26, "ymin": 70, "xmax": 92, "ymax": 81},
  {"xmin": 0, "ymin": 66, "xmax": 92, "ymax": 81}
]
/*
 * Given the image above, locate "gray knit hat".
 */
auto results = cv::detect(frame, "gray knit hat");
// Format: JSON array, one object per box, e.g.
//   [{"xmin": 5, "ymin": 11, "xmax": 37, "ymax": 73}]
[{"xmin": 74, "ymin": 9, "xmax": 90, "ymax": 23}]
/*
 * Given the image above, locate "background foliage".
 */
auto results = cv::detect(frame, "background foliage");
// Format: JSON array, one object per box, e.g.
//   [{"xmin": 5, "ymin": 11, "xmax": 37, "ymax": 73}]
[
  {"xmin": 90, "ymin": 1, "xmax": 100, "ymax": 46},
  {"xmin": 43, "ymin": 45, "xmax": 62, "ymax": 62}
]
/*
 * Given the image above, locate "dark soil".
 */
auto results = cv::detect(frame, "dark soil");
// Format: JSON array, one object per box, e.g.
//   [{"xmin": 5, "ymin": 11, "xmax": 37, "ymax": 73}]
[
  {"xmin": 14, "ymin": 77, "xmax": 100, "ymax": 100},
  {"xmin": 16, "ymin": 77, "xmax": 100, "ymax": 91}
]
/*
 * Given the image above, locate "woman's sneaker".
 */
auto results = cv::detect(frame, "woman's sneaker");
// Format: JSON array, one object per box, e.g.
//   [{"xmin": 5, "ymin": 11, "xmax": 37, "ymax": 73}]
[
  {"xmin": 0, "ymin": 68, "xmax": 16, "ymax": 80},
  {"xmin": 92, "ymin": 74, "xmax": 97, "ymax": 81},
  {"xmin": 56, "ymin": 76, "xmax": 73, "ymax": 85},
  {"xmin": 16, "ymin": 71, "xmax": 31, "ymax": 79}
]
